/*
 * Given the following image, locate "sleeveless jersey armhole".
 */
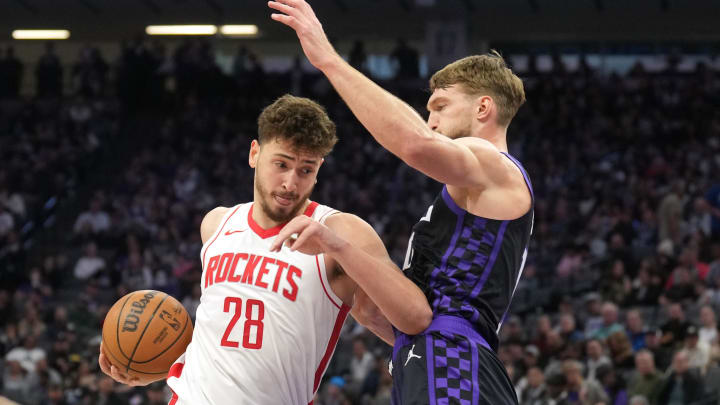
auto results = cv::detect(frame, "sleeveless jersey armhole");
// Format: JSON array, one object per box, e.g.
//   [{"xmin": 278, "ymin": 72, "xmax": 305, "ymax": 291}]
[{"xmin": 199, "ymin": 204, "xmax": 243, "ymax": 268}]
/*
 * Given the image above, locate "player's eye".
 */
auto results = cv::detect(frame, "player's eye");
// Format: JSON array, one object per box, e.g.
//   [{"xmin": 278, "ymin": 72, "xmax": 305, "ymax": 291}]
[{"xmin": 274, "ymin": 162, "xmax": 287, "ymax": 168}]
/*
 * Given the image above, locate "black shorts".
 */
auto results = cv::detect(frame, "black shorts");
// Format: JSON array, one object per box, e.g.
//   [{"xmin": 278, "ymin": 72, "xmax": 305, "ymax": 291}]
[{"xmin": 390, "ymin": 316, "xmax": 518, "ymax": 405}]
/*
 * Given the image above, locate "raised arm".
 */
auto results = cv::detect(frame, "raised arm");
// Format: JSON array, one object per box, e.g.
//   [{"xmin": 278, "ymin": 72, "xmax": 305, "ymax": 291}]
[{"xmin": 268, "ymin": 0, "xmax": 511, "ymax": 188}]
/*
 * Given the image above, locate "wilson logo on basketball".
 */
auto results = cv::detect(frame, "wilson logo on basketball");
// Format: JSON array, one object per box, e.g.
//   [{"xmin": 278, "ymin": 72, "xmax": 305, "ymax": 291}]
[{"xmin": 122, "ymin": 291, "xmax": 158, "ymax": 332}]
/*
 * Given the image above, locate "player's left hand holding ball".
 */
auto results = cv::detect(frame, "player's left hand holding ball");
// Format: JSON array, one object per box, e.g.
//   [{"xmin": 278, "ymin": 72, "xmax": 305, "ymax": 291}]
[
  {"xmin": 268, "ymin": 0, "xmax": 341, "ymax": 71},
  {"xmin": 98, "ymin": 342, "xmax": 145, "ymax": 386}
]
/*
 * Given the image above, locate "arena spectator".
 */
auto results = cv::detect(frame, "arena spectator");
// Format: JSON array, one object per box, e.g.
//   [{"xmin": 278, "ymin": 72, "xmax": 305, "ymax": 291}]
[
  {"xmin": 389, "ymin": 39, "xmax": 419, "ymax": 79},
  {"xmin": 607, "ymin": 331, "xmax": 635, "ymax": 372},
  {"xmin": 591, "ymin": 302, "xmax": 625, "ymax": 340},
  {"xmin": 625, "ymin": 309, "xmax": 648, "ymax": 351},
  {"xmin": 5, "ymin": 335, "xmax": 46, "ymax": 374},
  {"xmin": 657, "ymin": 180, "xmax": 686, "ymax": 246},
  {"xmin": 628, "ymin": 350, "xmax": 662, "ymax": 405},
  {"xmin": 596, "ymin": 363, "xmax": 628, "ymax": 405},
  {"xmin": 35, "ymin": 42, "xmax": 63, "ymax": 98},
  {"xmin": 516, "ymin": 366, "xmax": 547, "ymax": 405},
  {"xmin": 585, "ymin": 339, "xmax": 612, "ymax": 382},
  {"xmin": 657, "ymin": 350, "xmax": 704, "ymax": 405},
  {"xmin": 563, "ymin": 359, "xmax": 609, "ymax": 405},
  {"xmin": 698, "ymin": 305, "xmax": 718, "ymax": 345},
  {"xmin": 73, "ymin": 199, "xmax": 111, "ymax": 235},
  {"xmin": 73, "ymin": 242, "xmax": 106, "ymax": 281},
  {"xmin": 660, "ymin": 303, "xmax": 691, "ymax": 349},
  {"xmin": 683, "ymin": 326, "xmax": 711, "ymax": 371},
  {"xmin": 348, "ymin": 338, "xmax": 375, "ymax": 395}
]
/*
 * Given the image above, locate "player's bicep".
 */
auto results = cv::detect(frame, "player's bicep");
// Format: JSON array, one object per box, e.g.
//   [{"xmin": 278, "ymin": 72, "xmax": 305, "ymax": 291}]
[
  {"xmin": 326, "ymin": 213, "xmax": 398, "ymax": 268},
  {"xmin": 200, "ymin": 206, "xmax": 229, "ymax": 244},
  {"xmin": 404, "ymin": 134, "xmax": 509, "ymax": 188}
]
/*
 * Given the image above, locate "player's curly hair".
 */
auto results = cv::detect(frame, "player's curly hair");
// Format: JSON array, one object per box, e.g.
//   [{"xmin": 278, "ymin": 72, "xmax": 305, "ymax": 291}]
[
  {"xmin": 257, "ymin": 94, "xmax": 337, "ymax": 156},
  {"xmin": 430, "ymin": 51, "xmax": 525, "ymax": 127}
]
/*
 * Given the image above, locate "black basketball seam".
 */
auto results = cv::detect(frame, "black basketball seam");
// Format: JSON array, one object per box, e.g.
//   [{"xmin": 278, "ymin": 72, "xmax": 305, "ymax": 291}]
[
  {"xmin": 131, "ymin": 306, "xmax": 191, "ymax": 364},
  {"xmin": 115, "ymin": 293, "xmax": 135, "ymax": 360},
  {"xmin": 104, "ymin": 343, "xmax": 171, "ymax": 375},
  {"xmin": 125, "ymin": 294, "xmax": 170, "ymax": 372},
  {"xmin": 104, "ymin": 340, "xmax": 130, "ymax": 368}
]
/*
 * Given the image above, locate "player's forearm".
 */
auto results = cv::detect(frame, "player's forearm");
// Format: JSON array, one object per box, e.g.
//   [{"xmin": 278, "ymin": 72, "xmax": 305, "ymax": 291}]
[
  {"xmin": 367, "ymin": 322, "xmax": 395, "ymax": 346},
  {"xmin": 330, "ymin": 242, "xmax": 432, "ymax": 335},
  {"xmin": 320, "ymin": 57, "xmax": 432, "ymax": 160}
]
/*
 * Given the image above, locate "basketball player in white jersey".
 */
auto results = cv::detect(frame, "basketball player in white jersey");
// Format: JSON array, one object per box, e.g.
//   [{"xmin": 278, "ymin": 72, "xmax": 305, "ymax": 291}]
[{"xmin": 98, "ymin": 95, "xmax": 432, "ymax": 404}]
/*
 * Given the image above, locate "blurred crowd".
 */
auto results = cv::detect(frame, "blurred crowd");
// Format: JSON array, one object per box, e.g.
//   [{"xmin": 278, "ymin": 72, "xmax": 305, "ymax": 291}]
[{"xmin": 1, "ymin": 39, "xmax": 720, "ymax": 405}]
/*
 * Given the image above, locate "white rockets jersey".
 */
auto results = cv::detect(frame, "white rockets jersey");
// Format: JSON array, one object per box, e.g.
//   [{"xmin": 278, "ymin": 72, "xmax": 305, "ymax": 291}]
[{"xmin": 167, "ymin": 201, "xmax": 350, "ymax": 405}]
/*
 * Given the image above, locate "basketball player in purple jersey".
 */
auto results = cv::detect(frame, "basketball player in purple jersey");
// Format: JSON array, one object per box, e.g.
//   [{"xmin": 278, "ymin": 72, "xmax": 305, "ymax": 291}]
[{"xmin": 269, "ymin": 1, "xmax": 533, "ymax": 404}]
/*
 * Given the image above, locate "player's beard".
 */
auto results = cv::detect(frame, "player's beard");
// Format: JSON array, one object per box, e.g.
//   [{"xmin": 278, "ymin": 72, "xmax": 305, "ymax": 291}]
[{"xmin": 254, "ymin": 168, "xmax": 314, "ymax": 224}]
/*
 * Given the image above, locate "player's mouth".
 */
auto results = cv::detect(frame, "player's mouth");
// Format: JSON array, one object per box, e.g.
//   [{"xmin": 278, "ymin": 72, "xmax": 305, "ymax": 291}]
[{"xmin": 272, "ymin": 193, "xmax": 296, "ymax": 206}]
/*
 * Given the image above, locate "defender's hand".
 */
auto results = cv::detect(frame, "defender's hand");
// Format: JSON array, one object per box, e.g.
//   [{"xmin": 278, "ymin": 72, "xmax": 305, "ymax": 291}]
[
  {"xmin": 98, "ymin": 342, "xmax": 146, "ymax": 387},
  {"xmin": 268, "ymin": 0, "xmax": 342, "ymax": 71}
]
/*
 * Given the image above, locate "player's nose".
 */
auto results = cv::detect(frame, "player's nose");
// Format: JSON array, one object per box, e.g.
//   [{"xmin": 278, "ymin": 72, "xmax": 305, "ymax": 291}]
[
  {"xmin": 281, "ymin": 172, "xmax": 299, "ymax": 192},
  {"xmin": 427, "ymin": 113, "xmax": 439, "ymax": 131}
]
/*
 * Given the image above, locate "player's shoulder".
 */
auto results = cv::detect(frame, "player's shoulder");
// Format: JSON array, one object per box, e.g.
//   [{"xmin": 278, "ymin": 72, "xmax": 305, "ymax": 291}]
[
  {"xmin": 453, "ymin": 136, "xmax": 498, "ymax": 152},
  {"xmin": 200, "ymin": 206, "xmax": 232, "ymax": 244},
  {"xmin": 457, "ymin": 137, "xmax": 526, "ymax": 185}
]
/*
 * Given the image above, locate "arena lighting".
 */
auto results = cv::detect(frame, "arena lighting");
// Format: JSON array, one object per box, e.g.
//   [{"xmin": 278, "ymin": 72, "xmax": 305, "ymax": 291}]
[
  {"xmin": 12, "ymin": 29, "xmax": 70, "ymax": 40},
  {"xmin": 220, "ymin": 25, "xmax": 259, "ymax": 36},
  {"xmin": 145, "ymin": 25, "xmax": 217, "ymax": 35}
]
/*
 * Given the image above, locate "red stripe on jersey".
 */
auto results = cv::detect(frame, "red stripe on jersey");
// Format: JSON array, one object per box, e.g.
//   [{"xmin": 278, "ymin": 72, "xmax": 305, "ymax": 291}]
[
  {"xmin": 202, "ymin": 205, "xmax": 242, "ymax": 269},
  {"xmin": 248, "ymin": 201, "xmax": 320, "ymax": 239},
  {"xmin": 316, "ymin": 256, "xmax": 341, "ymax": 310},
  {"xmin": 167, "ymin": 362, "xmax": 184, "ymax": 405},
  {"xmin": 304, "ymin": 201, "xmax": 319, "ymax": 217},
  {"xmin": 313, "ymin": 304, "xmax": 350, "ymax": 394},
  {"xmin": 168, "ymin": 362, "xmax": 184, "ymax": 379}
]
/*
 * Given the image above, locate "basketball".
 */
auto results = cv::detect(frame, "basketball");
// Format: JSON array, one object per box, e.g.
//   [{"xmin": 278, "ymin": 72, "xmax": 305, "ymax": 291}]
[{"xmin": 101, "ymin": 290, "xmax": 193, "ymax": 384}]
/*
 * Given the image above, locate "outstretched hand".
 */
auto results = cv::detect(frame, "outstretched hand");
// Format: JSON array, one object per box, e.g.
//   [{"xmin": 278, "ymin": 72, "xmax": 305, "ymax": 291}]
[
  {"xmin": 269, "ymin": 215, "xmax": 346, "ymax": 255},
  {"xmin": 268, "ymin": 0, "xmax": 341, "ymax": 71},
  {"xmin": 98, "ymin": 342, "xmax": 147, "ymax": 387}
]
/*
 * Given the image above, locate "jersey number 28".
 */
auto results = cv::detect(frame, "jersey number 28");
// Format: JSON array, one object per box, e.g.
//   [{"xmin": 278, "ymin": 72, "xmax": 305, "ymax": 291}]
[{"xmin": 220, "ymin": 296, "xmax": 265, "ymax": 349}]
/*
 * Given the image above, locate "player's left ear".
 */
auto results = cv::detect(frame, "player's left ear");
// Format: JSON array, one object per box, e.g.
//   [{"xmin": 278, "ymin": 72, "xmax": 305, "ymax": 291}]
[{"xmin": 475, "ymin": 95, "xmax": 494, "ymax": 123}]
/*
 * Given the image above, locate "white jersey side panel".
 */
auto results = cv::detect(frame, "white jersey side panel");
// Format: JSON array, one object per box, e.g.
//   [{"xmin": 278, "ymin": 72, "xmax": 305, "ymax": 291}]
[{"xmin": 167, "ymin": 202, "xmax": 348, "ymax": 405}]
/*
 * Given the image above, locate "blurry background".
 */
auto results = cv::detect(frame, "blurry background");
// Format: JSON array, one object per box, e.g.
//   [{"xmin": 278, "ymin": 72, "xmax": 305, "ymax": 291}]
[{"xmin": 1, "ymin": 1, "xmax": 720, "ymax": 404}]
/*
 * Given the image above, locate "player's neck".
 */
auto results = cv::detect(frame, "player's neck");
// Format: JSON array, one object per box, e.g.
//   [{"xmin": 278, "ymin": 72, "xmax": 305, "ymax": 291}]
[{"xmin": 476, "ymin": 127, "xmax": 508, "ymax": 153}]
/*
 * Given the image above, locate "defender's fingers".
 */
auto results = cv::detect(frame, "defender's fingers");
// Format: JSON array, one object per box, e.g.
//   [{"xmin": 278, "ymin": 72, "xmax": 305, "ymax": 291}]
[
  {"xmin": 268, "ymin": 1, "xmax": 298, "ymax": 16},
  {"xmin": 270, "ymin": 13, "xmax": 300, "ymax": 30}
]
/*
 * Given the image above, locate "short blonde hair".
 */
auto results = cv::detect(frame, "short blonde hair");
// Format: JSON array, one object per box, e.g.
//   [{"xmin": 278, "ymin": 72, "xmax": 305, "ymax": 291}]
[{"xmin": 430, "ymin": 51, "xmax": 525, "ymax": 127}]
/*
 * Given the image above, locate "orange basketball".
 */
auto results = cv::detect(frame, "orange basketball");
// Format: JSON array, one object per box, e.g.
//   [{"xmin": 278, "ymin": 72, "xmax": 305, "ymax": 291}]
[{"xmin": 101, "ymin": 290, "xmax": 193, "ymax": 384}]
